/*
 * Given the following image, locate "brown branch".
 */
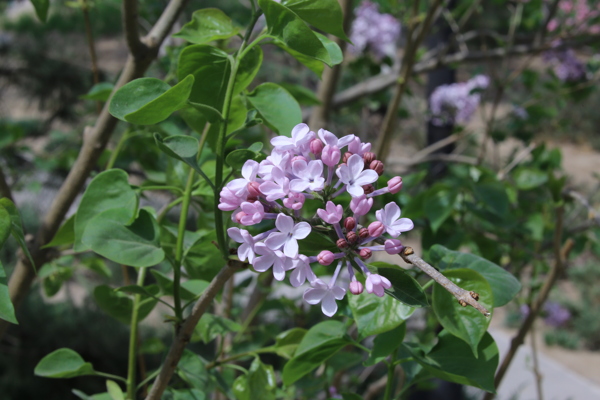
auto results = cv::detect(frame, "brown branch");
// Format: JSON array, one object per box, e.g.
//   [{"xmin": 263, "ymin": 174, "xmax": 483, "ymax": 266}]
[
  {"xmin": 308, "ymin": 0, "xmax": 353, "ymax": 129},
  {"xmin": 123, "ymin": 0, "xmax": 149, "ymax": 58},
  {"xmin": 0, "ymin": 0, "xmax": 190, "ymax": 340},
  {"xmin": 399, "ymin": 247, "xmax": 491, "ymax": 316},
  {"xmin": 144, "ymin": 261, "xmax": 242, "ymax": 400},
  {"xmin": 483, "ymin": 207, "xmax": 574, "ymax": 400},
  {"xmin": 332, "ymin": 34, "xmax": 600, "ymax": 109},
  {"xmin": 374, "ymin": 0, "xmax": 444, "ymax": 161},
  {"xmin": 80, "ymin": 0, "xmax": 101, "ymax": 113}
]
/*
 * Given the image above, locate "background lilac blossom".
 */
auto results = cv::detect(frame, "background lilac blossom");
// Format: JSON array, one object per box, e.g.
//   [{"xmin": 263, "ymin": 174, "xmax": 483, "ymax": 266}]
[
  {"xmin": 429, "ymin": 75, "xmax": 490, "ymax": 126},
  {"xmin": 543, "ymin": 48, "xmax": 587, "ymax": 82},
  {"xmin": 219, "ymin": 123, "xmax": 413, "ymax": 317},
  {"xmin": 349, "ymin": 1, "xmax": 401, "ymax": 61}
]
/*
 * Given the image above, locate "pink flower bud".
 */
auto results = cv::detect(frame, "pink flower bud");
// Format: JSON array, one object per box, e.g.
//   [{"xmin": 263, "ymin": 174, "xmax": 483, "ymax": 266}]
[
  {"xmin": 358, "ymin": 227, "xmax": 369, "ymax": 239},
  {"xmin": 342, "ymin": 152, "xmax": 353, "ymax": 163},
  {"xmin": 349, "ymin": 278, "xmax": 364, "ymax": 295},
  {"xmin": 388, "ymin": 176, "xmax": 403, "ymax": 194},
  {"xmin": 310, "ymin": 138, "xmax": 324, "ymax": 155},
  {"xmin": 234, "ymin": 211, "xmax": 245, "ymax": 224},
  {"xmin": 344, "ymin": 217, "xmax": 356, "ymax": 231},
  {"xmin": 248, "ymin": 181, "xmax": 262, "ymax": 197},
  {"xmin": 321, "ymin": 145, "xmax": 341, "ymax": 167},
  {"xmin": 292, "ymin": 155, "xmax": 307, "ymax": 163},
  {"xmin": 346, "ymin": 231, "xmax": 358, "ymax": 243},
  {"xmin": 384, "ymin": 239, "xmax": 404, "ymax": 255},
  {"xmin": 336, "ymin": 238, "xmax": 348, "ymax": 249},
  {"xmin": 317, "ymin": 250, "xmax": 335, "ymax": 266},
  {"xmin": 368, "ymin": 221, "xmax": 384, "ymax": 237},
  {"xmin": 363, "ymin": 184, "xmax": 375, "ymax": 195},
  {"xmin": 363, "ymin": 152, "xmax": 376, "ymax": 164},
  {"xmin": 359, "ymin": 248, "xmax": 372, "ymax": 259},
  {"xmin": 350, "ymin": 195, "xmax": 373, "ymax": 217},
  {"xmin": 370, "ymin": 160, "xmax": 384, "ymax": 175}
]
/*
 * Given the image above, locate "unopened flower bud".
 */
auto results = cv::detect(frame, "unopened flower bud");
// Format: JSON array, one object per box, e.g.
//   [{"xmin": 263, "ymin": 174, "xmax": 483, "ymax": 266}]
[
  {"xmin": 358, "ymin": 227, "xmax": 369, "ymax": 239},
  {"xmin": 384, "ymin": 239, "xmax": 404, "ymax": 255},
  {"xmin": 346, "ymin": 231, "xmax": 358, "ymax": 243},
  {"xmin": 342, "ymin": 152, "xmax": 353, "ymax": 164},
  {"xmin": 234, "ymin": 212, "xmax": 245, "ymax": 224},
  {"xmin": 292, "ymin": 155, "xmax": 307, "ymax": 163},
  {"xmin": 317, "ymin": 250, "xmax": 335, "ymax": 266},
  {"xmin": 321, "ymin": 145, "xmax": 341, "ymax": 167},
  {"xmin": 368, "ymin": 221, "xmax": 384, "ymax": 237},
  {"xmin": 246, "ymin": 195, "xmax": 258, "ymax": 202},
  {"xmin": 363, "ymin": 184, "xmax": 374, "ymax": 194},
  {"xmin": 359, "ymin": 248, "xmax": 372, "ymax": 259},
  {"xmin": 336, "ymin": 238, "xmax": 348, "ymax": 249},
  {"xmin": 349, "ymin": 278, "xmax": 364, "ymax": 295},
  {"xmin": 310, "ymin": 138, "xmax": 324, "ymax": 155},
  {"xmin": 248, "ymin": 181, "xmax": 262, "ymax": 197},
  {"xmin": 388, "ymin": 176, "xmax": 403, "ymax": 194},
  {"xmin": 370, "ymin": 160, "xmax": 384, "ymax": 175},
  {"xmin": 344, "ymin": 217, "xmax": 356, "ymax": 231},
  {"xmin": 363, "ymin": 152, "xmax": 376, "ymax": 164}
]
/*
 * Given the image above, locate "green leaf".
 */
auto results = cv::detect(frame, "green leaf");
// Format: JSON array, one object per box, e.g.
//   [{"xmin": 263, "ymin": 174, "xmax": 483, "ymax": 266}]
[
  {"xmin": 34, "ymin": 348, "xmax": 95, "ymax": 378},
  {"xmin": 139, "ymin": 338, "xmax": 165, "ymax": 355},
  {"xmin": 31, "ymin": 0, "xmax": 50, "ymax": 22},
  {"xmin": 473, "ymin": 182, "xmax": 509, "ymax": 217},
  {"xmin": 429, "ymin": 245, "xmax": 521, "ymax": 307},
  {"xmin": 0, "ymin": 203, "xmax": 10, "ymax": 247},
  {"xmin": 39, "ymin": 263, "xmax": 73, "ymax": 297},
  {"xmin": 106, "ymin": 380, "xmax": 124, "ymax": 400},
  {"xmin": 279, "ymin": 83, "xmax": 321, "ymax": 105},
  {"xmin": 423, "ymin": 188, "xmax": 456, "ymax": 233},
  {"xmin": 80, "ymin": 82, "xmax": 114, "ymax": 102},
  {"xmin": 432, "ymin": 269, "xmax": 493, "ymax": 356},
  {"xmin": 109, "ymin": 76, "xmax": 195, "ymax": 125},
  {"xmin": 194, "ymin": 313, "xmax": 241, "ymax": 343},
  {"xmin": 282, "ymin": 320, "xmax": 351, "ymax": 385},
  {"xmin": 348, "ymin": 289, "xmax": 413, "ymax": 339},
  {"xmin": 233, "ymin": 357, "xmax": 276, "ymax": 400},
  {"xmin": 259, "ymin": 0, "xmax": 332, "ymax": 65},
  {"xmin": 364, "ymin": 323, "xmax": 406, "ymax": 366},
  {"xmin": 283, "ymin": 0, "xmax": 350, "ymax": 42},
  {"xmin": 187, "ymin": 102, "xmax": 223, "ymax": 123},
  {"xmin": 226, "ymin": 149, "xmax": 264, "ymax": 171},
  {"xmin": 513, "ymin": 167, "xmax": 548, "ymax": 190},
  {"xmin": 0, "ymin": 198, "xmax": 35, "ymax": 269},
  {"xmin": 82, "ymin": 209, "xmax": 165, "ymax": 267},
  {"xmin": 178, "ymin": 45, "xmax": 230, "ymax": 109},
  {"xmin": 315, "ymin": 31, "xmax": 343, "ymax": 65},
  {"xmin": 94, "ymin": 285, "xmax": 157, "ymax": 324},
  {"xmin": 173, "ymin": 8, "xmax": 239, "ymax": 44},
  {"xmin": 74, "ymin": 169, "xmax": 138, "ymax": 252},
  {"xmin": 42, "ymin": 215, "xmax": 75, "ymax": 249},
  {"xmin": 405, "ymin": 330, "xmax": 499, "ymax": 393},
  {"xmin": 275, "ymin": 328, "xmax": 307, "ymax": 359},
  {"xmin": 234, "ymin": 46, "xmax": 263, "ymax": 94},
  {"xmin": 371, "ymin": 263, "xmax": 428, "ymax": 307},
  {"xmin": 275, "ymin": 42, "xmax": 324, "ymax": 77},
  {"xmin": 0, "ymin": 260, "xmax": 18, "ymax": 324},
  {"xmin": 247, "ymin": 83, "xmax": 301, "ymax": 135}
]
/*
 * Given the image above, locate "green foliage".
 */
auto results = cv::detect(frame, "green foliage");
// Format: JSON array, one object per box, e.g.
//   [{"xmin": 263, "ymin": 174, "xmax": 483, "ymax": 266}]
[
  {"xmin": 35, "ymin": 348, "xmax": 95, "ymax": 379},
  {"xmin": 174, "ymin": 8, "xmax": 239, "ymax": 44},
  {"xmin": 233, "ymin": 357, "xmax": 276, "ymax": 400},
  {"xmin": 247, "ymin": 83, "xmax": 302, "ymax": 135},
  {"xmin": 348, "ymin": 289, "xmax": 413, "ymax": 339}
]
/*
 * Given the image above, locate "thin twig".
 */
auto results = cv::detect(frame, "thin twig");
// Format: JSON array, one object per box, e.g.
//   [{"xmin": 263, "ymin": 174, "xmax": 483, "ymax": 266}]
[
  {"xmin": 564, "ymin": 190, "xmax": 600, "ymax": 226},
  {"xmin": 144, "ymin": 261, "xmax": 243, "ymax": 400},
  {"xmin": 80, "ymin": 0, "xmax": 101, "ymax": 113},
  {"xmin": 530, "ymin": 324, "xmax": 544, "ymax": 400},
  {"xmin": 483, "ymin": 208, "xmax": 574, "ymax": 400},
  {"xmin": 497, "ymin": 142, "xmax": 536, "ymax": 180}
]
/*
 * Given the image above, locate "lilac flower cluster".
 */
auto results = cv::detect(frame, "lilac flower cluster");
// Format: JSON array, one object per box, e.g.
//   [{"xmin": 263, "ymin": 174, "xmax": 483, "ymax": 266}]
[
  {"xmin": 219, "ymin": 124, "xmax": 414, "ymax": 317},
  {"xmin": 543, "ymin": 302, "xmax": 571, "ymax": 327},
  {"xmin": 543, "ymin": 48, "xmax": 586, "ymax": 82},
  {"xmin": 349, "ymin": 1, "xmax": 401, "ymax": 61},
  {"xmin": 429, "ymin": 75, "xmax": 490, "ymax": 126}
]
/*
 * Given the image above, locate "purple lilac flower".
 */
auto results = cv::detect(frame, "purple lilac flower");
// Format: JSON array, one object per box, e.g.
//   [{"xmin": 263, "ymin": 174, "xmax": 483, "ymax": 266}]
[
  {"xmin": 429, "ymin": 75, "xmax": 490, "ymax": 126},
  {"xmin": 543, "ymin": 48, "xmax": 586, "ymax": 82},
  {"xmin": 543, "ymin": 302, "xmax": 571, "ymax": 327},
  {"xmin": 220, "ymin": 123, "xmax": 413, "ymax": 317},
  {"xmin": 349, "ymin": 1, "xmax": 401, "ymax": 61}
]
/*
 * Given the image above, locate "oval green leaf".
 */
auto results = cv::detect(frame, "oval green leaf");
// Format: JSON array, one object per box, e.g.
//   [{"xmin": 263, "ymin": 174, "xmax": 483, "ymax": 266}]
[
  {"xmin": 247, "ymin": 83, "xmax": 301, "ymax": 135},
  {"xmin": 0, "ymin": 260, "xmax": 18, "ymax": 324},
  {"xmin": 173, "ymin": 8, "xmax": 239, "ymax": 44},
  {"xmin": 283, "ymin": 0, "xmax": 350, "ymax": 42},
  {"xmin": 34, "ymin": 348, "xmax": 95, "ymax": 378},
  {"xmin": 432, "ymin": 268, "xmax": 493, "ymax": 357},
  {"xmin": 348, "ymin": 289, "xmax": 414, "ymax": 339}
]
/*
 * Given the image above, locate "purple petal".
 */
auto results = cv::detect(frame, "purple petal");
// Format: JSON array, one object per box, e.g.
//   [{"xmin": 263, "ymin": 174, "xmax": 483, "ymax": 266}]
[
  {"xmin": 275, "ymin": 214, "xmax": 294, "ymax": 233},
  {"xmin": 265, "ymin": 232, "xmax": 287, "ymax": 250},
  {"xmin": 331, "ymin": 285, "xmax": 346, "ymax": 300},
  {"xmin": 272, "ymin": 261, "xmax": 286, "ymax": 281},
  {"xmin": 304, "ymin": 288, "xmax": 327, "ymax": 304},
  {"xmin": 227, "ymin": 227, "xmax": 244, "ymax": 243},
  {"xmin": 290, "ymin": 268, "xmax": 304, "ymax": 287},
  {"xmin": 337, "ymin": 134, "xmax": 356, "ymax": 148},
  {"xmin": 321, "ymin": 292, "xmax": 338, "ymax": 317},
  {"xmin": 253, "ymin": 254, "xmax": 275, "ymax": 272},
  {"xmin": 347, "ymin": 184, "xmax": 364, "ymax": 197},
  {"xmin": 290, "ymin": 179, "xmax": 310, "ymax": 193},
  {"xmin": 292, "ymin": 222, "xmax": 311, "ymax": 239},
  {"xmin": 393, "ymin": 218, "xmax": 414, "ymax": 232},
  {"xmin": 241, "ymin": 160, "xmax": 259, "ymax": 181},
  {"xmin": 348, "ymin": 154, "xmax": 364, "ymax": 179},
  {"xmin": 354, "ymin": 169, "xmax": 379, "ymax": 186},
  {"xmin": 384, "ymin": 202, "xmax": 401, "ymax": 222},
  {"xmin": 283, "ymin": 238, "xmax": 299, "ymax": 258}
]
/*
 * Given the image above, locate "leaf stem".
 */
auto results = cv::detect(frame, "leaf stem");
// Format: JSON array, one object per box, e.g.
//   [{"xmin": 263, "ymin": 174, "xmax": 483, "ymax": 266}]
[
  {"xmin": 94, "ymin": 371, "xmax": 128, "ymax": 383},
  {"xmin": 105, "ymin": 129, "xmax": 131, "ymax": 170},
  {"xmin": 126, "ymin": 268, "xmax": 146, "ymax": 400},
  {"xmin": 383, "ymin": 349, "xmax": 398, "ymax": 400}
]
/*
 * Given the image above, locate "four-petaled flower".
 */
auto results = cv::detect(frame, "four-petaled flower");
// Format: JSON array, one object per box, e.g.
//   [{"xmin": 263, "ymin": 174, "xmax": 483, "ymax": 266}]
[
  {"xmin": 259, "ymin": 166, "xmax": 290, "ymax": 201},
  {"xmin": 227, "ymin": 227, "xmax": 256, "ymax": 263},
  {"xmin": 226, "ymin": 160, "xmax": 260, "ymax": 197},
  {"xmin": 336, "ymin": 154, "xmax": 379, "ymax": 197},
  {"xmin": 303, "ymin": 279, "xmax": 346, "ymax": 317},
  {"xmin": 290, "ymin": 255, "xmax": 317, "ymax": 287},
  {"xmin": 290, "ymin": 159, "xmax": 325, "ymax": 192},
  {"xmin": 318, "ymin": 129, "xmax": 355, "ymax": 149},
  {"xmin": 317, "ymin": 201, "xmax": 343, "ymax": 224},
  {"xmin": 375, "ymin": 202, "xmax": 414, "ymax": 237},
  {"xmin": 253, "ymin": 243, "xmax": 295, "ymax": 281},
  {"xmin": 265, "ymin": 214, "xmax": 311, "ymax": 258},
  {"xmin": 365, "ymin": 273, "xmax": 392, "ymax": 297},
  {"xmin": 271, "ymin": 123, "xmax": 313, "ymax": 151},
  {"xmin": 237, "ymin": 201, "xmax": 265, "ymax": 226}
]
